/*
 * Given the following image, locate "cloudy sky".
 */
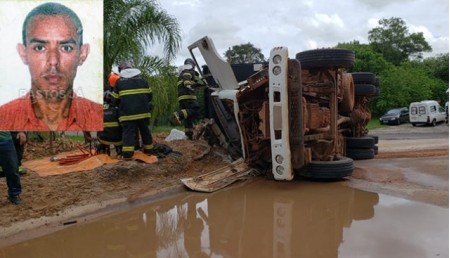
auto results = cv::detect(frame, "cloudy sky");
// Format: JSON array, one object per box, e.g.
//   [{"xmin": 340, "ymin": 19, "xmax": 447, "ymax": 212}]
[{"xmin": 151, "ymin": 0, "xmax": 449, "ymax": 66}]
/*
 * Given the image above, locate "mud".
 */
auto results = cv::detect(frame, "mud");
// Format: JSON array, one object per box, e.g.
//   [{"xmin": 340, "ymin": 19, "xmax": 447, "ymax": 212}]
[
  {"xmin": 0, "ymin": 124, "xmax": 448, "ymax": 247},
  {"xmin": 0, "ymin": 180, "xmax": 447, "ymax": 258}
]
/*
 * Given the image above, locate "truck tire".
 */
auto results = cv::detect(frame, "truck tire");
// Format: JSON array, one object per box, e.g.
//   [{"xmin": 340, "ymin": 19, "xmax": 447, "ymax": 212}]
[
  {"xmin": 346, "ymin": 148, "xmax": 375, "ymax": 160},
  {"xmin": 339, "ymin": 73, "xmax": 355, "ymax": 112},
  {"xmin": 295, "ymin": 49, "xmax": 355, "ymax": 69},
  {"xmin": 298, "ymin": 156, "xmax": 354, "ymax": 179},
  {"xmin": 351, "ymin": 72, "xmax": 376, "ymax": 85},
  {"xmin": 374, "ymin": 77, "xmax": 380, "ymax": 87},
  {"xmin": 355, "ymin": 84, "xmax": 377, "ymax": 96},
  {"xmin": 366, "ymin": 134, "xmax": 379, "ymax": 144},
  {"xmin": 346, "ymin": 136, "xmax": 375, "ymax": 149}
]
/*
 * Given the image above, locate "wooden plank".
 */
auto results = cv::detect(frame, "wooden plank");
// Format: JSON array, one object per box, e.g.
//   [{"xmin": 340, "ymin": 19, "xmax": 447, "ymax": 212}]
[{"xmin": 180, "ymin": 159, "xmax": 257, "ymax": 192}]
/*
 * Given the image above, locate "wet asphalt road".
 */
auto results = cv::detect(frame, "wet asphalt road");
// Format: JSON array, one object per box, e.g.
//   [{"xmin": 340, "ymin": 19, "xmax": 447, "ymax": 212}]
[{"xmin": 370, "ymin": 122, "xmax": 448, "ymax": 140}]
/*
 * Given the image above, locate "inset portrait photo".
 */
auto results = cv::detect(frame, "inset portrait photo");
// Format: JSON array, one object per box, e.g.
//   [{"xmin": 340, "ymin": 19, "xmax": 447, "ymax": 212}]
[{"xmin": 0, "ymin": 0, "xmax": 103, "ymax": 131}]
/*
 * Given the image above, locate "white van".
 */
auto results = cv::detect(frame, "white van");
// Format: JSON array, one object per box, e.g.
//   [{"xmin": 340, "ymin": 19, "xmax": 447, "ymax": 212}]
[{"xmin": 409, "ymin": 100, "xmax": 446, "ymax": 126}]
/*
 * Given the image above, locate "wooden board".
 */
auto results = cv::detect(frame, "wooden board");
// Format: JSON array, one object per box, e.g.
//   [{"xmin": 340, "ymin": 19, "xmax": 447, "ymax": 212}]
[{"xmin": 180, "ymin": 159, "xmax": 256, "ymax": 192}]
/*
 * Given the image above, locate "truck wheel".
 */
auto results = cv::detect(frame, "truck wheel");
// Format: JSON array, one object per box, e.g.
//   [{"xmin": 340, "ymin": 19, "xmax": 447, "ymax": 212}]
[
  {"xmin": 374, "ymin": 77, "xmax": 380, "ymax": 87},
  {"xmin": 374, "ymin": 87, "xmax": 380, "ymax": 97},
  {"xmin": 346, "ymin": 148, "xmax": 375, "ymax": 160},
  {"xmin": 346, "ymin": 136, "xmax": 375, "ymax": 149},
  {"xmin": 295, "ymin": 49, "xmax": 355, "ymax": 69},
  {"xmin": 339, "ymin": 73, "xmax": 355, "ymax": 112},
  {"xmin": 366, "ymin": 134, "xmax": 379, "ymax": 144},
  {"xmin": 355, "ymin": 84, "xmax": 377, "ymax": 96},
  {"xmin": 298, "ymin": 156, "xmax": 354, "ymax": 179},
  {"xmin": 351, "ymin": 72, "xmax": 376, "ymax": 85},
  {"xmin": 432, "ymin": 119, "xmax": 437, "ymax": 126}
]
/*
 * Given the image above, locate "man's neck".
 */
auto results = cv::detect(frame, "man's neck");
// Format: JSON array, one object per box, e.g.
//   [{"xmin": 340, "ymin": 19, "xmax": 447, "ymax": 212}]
[{"xmin": 31, "ymin": 94, "xmax": 72, "ymax": 131}]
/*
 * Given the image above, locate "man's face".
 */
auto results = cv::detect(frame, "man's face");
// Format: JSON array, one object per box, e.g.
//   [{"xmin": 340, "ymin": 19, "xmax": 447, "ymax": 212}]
[{"xmin": 17, "ymin": 14, "xmax": 89, "ymax": 102}]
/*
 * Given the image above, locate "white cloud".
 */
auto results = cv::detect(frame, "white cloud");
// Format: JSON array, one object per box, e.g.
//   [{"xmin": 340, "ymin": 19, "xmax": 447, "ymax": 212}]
[{"xmin": 155, "ymin": 0, "xmax": 448, "ymax": 66}]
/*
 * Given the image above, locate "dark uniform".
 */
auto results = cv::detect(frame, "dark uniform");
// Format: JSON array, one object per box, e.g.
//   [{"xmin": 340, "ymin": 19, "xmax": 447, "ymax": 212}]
[
  {"xmin": 96, "ymin": 104, "xmax": 122, "ymax": 156},
  {"xmin": 112, "ymin": 63, "xmax": 153, "ymax": 159},
  {"xmin": 0, "ymin": 132, "xmax": 22, "ymax": 204},
  {"xmin": 173, "ymin": 58, "xmax": 205, "ymax": 140}
]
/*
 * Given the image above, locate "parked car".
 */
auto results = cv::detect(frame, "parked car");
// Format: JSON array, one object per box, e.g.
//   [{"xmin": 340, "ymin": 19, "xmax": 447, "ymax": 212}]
[
  {"xmin": 409, "ymin": 100, "xmax": 446, "ymax": 126},
  {"xmin": 379, "ymin": 107, "xmax": 409, "ymax": 125}
]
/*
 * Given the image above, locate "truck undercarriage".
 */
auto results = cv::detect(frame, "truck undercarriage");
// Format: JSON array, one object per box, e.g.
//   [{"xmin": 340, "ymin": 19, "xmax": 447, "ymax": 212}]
[{"xmin": 187, "ymin": 36, "xmax": 378, "ymax": 183}]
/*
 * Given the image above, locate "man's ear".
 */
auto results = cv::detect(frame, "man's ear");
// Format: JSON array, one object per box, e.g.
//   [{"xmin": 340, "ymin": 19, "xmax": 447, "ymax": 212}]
[
  {"xmin": 17, "ymin": 44, "xmax": 28, "ymax": 65},
  {"xmin": 79, "ymin": 43, "xmax": 90, "ymax": 66}
]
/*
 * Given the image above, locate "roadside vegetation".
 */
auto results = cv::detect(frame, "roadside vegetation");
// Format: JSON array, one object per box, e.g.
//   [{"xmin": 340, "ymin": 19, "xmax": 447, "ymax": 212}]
[{"xmin": 367, "ymin": 118, "xmax": 386, "ymax": 130}]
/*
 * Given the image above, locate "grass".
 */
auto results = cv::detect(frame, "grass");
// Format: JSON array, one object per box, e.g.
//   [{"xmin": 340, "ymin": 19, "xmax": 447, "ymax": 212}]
[
  {"xmin": 27, "ymin": 132, "xmax": 86, "ymax": 142},
  {"xmin": 367, "ymin": 117, "xmax": 386, "ymax": 130},
  {"xmin": 64, "ymin": 134, "xmax": 86, "ymax": 142}
]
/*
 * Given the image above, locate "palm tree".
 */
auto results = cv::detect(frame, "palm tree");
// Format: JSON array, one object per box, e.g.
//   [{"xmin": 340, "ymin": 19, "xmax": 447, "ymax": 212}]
[{"xmin": 104, "ymin": 0, "xmax": 181, "ymax": 77}]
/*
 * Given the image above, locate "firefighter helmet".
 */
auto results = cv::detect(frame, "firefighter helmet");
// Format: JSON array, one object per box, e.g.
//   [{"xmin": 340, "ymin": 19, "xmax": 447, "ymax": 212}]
[
  {"xmin": 118, "ymin": 61, "xmax": 133, "ymax": 72},
  {"xmin": 184, "ymin": 58, "xmax": 196, "ymax": 67}
]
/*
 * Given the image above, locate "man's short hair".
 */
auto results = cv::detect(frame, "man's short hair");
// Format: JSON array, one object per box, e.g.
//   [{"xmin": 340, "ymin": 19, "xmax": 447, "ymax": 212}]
[{"xmin": 22, "ymin": 2, "xmax": 83, "ymax": 46}]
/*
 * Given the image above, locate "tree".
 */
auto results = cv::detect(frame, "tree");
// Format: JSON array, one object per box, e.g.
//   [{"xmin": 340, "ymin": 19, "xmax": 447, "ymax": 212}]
[
  {"xmin": 146, "ymin": 64, "xmax": 179, "ymax": 125},
  {"xmin": 104, "ymin": 0, "xmax": 182, "ymax": 126},
  {"xmin": 224, "ymin": 43, "xmax": 266, "ymax": 64},
  {"xmin": 415, "ymin": 54, "xmax": 449, "ymax": 83},
  {"xmin": 368, "ymin": 17, "xmax": 432, "ymax": 65},
  {"xmin": 104, "ymin": 0, "xmax": 181, "ymax": 78},
  {"xmin": 336, "ymin": 41, "xmax": 392, "ymax": 75},
  {"xmin": 374, "ymin": 64, "xmax": 446, "ymax": 115}
]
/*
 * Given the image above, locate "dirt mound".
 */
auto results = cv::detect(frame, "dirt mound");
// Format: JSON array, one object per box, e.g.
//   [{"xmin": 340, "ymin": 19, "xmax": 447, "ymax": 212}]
[{"xmin": 0, "ymin": 132, "xmax": 231, "ymax": 236}]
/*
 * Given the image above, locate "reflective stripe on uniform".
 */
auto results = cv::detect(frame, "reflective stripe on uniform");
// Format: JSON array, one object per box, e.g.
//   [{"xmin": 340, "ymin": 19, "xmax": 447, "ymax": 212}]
[
  {"xmin": 178, "ymin": 95, "xmax": 197, "ymax": 101},
  {"xmin": 181, "ymin": 109, "xmax": 188, "ymax": 118},
  {"xmin": 143, "ymin": 144, "xmax": 154, "ymax": 150},
  {"xmin": 111, "ymin": 91, "xmax": 119, "ymax": 99},
  {"xmin": 119, "ymin": 88, "xmax": 151, "ymax": 97},
  {"xmin": 98, "ymin": 138, "xmax": 122, "ymax": 145},
  {"xmin": 122, "ymin": 146, "xmax": 135, "ymax": 152},
  {"xmin": 104, "ymin": 121, "xmax": 120, "ymax": 127},
  {"xmin": 119, "ymin": 113, "xmax": 151, "ymax": 122}
]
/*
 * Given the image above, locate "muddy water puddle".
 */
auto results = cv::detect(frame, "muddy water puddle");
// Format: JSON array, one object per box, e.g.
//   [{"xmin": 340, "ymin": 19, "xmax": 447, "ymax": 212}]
[{"xmin": 1, "ymin": 179, "xmax": 448, "ymax": 258}]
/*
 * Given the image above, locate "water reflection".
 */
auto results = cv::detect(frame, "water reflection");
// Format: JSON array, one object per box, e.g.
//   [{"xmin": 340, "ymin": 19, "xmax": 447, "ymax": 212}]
[{"xmin": 0, "ymin": 179, "xmax": 385, "ymax": 258}]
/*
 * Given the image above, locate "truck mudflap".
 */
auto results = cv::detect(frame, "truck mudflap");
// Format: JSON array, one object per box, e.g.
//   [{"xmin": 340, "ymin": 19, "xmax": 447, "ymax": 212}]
[{"xmin": 180, "ymin": 159, "xmax": 258, "ymax": 192}]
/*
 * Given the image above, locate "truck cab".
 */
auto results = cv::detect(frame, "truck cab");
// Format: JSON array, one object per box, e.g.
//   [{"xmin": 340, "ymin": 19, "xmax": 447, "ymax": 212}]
[{"xmin": 188, "ymin": 36, "xmax": 377, "ymax": 181}]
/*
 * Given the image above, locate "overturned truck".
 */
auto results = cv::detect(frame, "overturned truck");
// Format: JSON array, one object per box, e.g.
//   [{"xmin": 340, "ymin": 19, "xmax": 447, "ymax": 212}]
[{"xmin": 189, "ymin": 36, "xmax": 379, "ymax": 182}]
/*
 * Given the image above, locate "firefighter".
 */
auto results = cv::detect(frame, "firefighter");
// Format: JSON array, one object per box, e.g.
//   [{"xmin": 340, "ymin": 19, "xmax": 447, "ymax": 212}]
[
  {"xmin": 173, "ymin": 58, "xmax": 206, "ymax": 140},
  {"xmin": 96, "ymin": 92, "xmax": 122, "ymax": 157},
  {"xmin": 111, "ymin": 62, "xmax": 154, "ymax": 160}
]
